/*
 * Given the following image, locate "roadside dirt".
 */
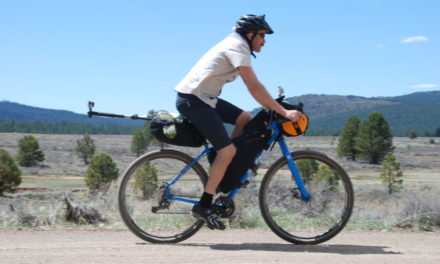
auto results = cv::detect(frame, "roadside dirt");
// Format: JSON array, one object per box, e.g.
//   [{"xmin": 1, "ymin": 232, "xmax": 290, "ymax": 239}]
[{"xmin": 0, "ymin": 229, "xmax": 439, "ymax": 264}]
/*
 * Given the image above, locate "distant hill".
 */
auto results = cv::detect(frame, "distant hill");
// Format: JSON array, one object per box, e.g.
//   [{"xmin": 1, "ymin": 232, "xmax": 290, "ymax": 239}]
[
  {"xmin": 1, "ymin": 91, "xmax": 439, "ymax": 135},
  {"xmin": 251, "ymin": 91, "xmax": 440, "ymax": 136},
  {"xmin": 283, "ymin": 94, "xmax": 397, "ymax": 119},
  {"xmin": 0, "ymin": 101, "xmax": 144, "ymax": 134},
  {"xmin": 0, "ymin": 101, "xmax": 145, "ymax": 126}
]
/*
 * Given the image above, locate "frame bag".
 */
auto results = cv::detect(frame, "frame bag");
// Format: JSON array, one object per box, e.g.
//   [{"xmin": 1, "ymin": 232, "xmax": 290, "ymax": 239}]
[{"xmin": 208, "ymin": 112, "xmax": 272, "ymax": 193}]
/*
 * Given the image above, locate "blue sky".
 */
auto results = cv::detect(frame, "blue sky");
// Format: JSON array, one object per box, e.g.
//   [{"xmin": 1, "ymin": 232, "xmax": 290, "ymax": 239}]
[{"xmin": 1, "ymin": 0, "xmax": 439, "ymax": 115}]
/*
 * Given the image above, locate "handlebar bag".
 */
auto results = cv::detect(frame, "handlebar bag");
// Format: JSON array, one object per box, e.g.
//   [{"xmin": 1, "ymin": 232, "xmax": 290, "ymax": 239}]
[{"xmin": 278, "ymin": 114, "xmax": 310, "ymax": 137}]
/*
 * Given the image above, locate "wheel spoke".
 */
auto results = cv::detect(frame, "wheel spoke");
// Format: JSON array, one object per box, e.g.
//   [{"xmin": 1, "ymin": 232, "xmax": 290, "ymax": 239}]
[
  {"xmin": 260, "ymin": 150, "xmax": 353, "ymax": 244},
  {"xmin": 118, "ymin": 150, "xmax": 207, "ymax": 243}
]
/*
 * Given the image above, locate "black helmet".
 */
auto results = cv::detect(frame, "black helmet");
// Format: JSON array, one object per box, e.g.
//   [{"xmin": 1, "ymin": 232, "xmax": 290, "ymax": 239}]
[{"xmin": 234, "ymin": 14, "xmax": 274, "ymax": 34}]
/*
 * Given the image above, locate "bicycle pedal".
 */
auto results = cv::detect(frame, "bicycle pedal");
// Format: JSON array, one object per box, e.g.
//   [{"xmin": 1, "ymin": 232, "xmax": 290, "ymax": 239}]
[{"xmin": 290, "ymin": 188, "xmax": 300, "ymax": 199}]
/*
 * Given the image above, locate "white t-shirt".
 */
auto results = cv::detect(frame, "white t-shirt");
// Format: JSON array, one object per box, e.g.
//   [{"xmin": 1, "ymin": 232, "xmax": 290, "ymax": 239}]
[{"xmin": 174, "ymin": 32, "xmax": 252, "ymax": 108}]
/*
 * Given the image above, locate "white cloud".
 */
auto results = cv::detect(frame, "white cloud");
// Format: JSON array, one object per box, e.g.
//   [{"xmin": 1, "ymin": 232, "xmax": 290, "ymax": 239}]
[
  {"xmin": 401, "ymin": 36, "xmax": 429, "ymax": 43},
  {"xmin": 409, "ymin": 83, "xmax": 439, "ymax": 89}
]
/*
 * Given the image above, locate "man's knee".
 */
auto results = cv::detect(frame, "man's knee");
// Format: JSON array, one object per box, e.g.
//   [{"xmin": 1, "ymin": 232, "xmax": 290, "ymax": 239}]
[
  {"xmin": 236, "ymin": 111, "xmax": 253, "ymax": 127},
  {"xmin": 217, "ymin": 143, "xmax": 236, "ymax": 159}
]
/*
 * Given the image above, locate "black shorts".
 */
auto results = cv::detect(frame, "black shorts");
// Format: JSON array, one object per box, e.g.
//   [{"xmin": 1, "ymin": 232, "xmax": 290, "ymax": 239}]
[{"xmin": 176, "ymin": 92, "xmax": 243, "ymax": 150}]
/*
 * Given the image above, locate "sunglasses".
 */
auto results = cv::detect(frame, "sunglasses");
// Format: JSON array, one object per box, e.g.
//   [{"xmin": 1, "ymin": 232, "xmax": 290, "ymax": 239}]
[{"xmin": 257, "ymin": 33, "xmax": 266, "ymax": 39}]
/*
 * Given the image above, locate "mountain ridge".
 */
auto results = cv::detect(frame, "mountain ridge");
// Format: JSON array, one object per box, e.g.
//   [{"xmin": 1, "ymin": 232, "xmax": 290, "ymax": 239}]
[
  {"xmin": 0, "ymin": 100, "xmax": 144, "ymax": 126},
  {"xmin": 1, "ymin": 91, "xmax": 439, "ymax": 135},
  {"xmin": 252, "ymin": 91, "xmax": 440, "ymax": 136}
]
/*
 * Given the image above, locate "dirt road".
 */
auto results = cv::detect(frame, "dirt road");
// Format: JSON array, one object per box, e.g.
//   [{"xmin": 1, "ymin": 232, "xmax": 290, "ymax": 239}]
[{"xmin": 0, "ymin": 229, "xmax": 439, "ymax": 264}]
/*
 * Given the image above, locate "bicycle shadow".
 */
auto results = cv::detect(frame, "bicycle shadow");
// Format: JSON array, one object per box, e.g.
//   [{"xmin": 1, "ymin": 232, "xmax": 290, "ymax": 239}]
[{"xmin": 176, "ymin": 243, "xmax": 401, "ymax": 255}]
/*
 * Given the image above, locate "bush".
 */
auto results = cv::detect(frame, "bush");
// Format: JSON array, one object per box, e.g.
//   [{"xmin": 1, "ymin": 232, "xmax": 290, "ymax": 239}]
[
  {"xmin": 16, "ymin": 135, "xmax": 45, "ymax": 167},
  {"xmin": 429, "ymin": 138, "xmax": 436, "ymax": 144},
  {"xmin": 407, "ymin": 130, "xmax": 418, "ymax": 139},
  {"xmin": 380, "ymin": 152, "xmax": 403, "ymax": 194},
  {"xmin": 315, "ymin": 165, "xmax": 339, "ymax": 187},
  {"xmin": 0, "ymin": 149, "xmax": 22, "ymax": 196},
  {"xmin": 296, "ymin": 159, "xmax": 318, "ymax": 183},
  {"xmin": 133, "ymin": 162, "xmax": 158, "ymax": 199},
  {"xmin": 85, "ymin": 153, "xmax": 119, "ymax": 192},
  {"xmin": 75, "ymin": 134, "xmax": 96, "ymax": 165},
  {"xmin": 131, "ymin": 129, "xmax": 147, "ymax": 157},
  {"xmin": 397, "ymin": 190, "xmax": 440, "ymax": 231}
]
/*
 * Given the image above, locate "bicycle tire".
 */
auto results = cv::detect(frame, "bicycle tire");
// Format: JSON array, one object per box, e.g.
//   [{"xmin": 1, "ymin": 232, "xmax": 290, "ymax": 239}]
[
  {"xmin": 259, "ymin": 150, "xmax": 354, "ymax": 244},
  {"xmin": 118, "ymin": 149, "xmax": 208, "ymax": 243}
]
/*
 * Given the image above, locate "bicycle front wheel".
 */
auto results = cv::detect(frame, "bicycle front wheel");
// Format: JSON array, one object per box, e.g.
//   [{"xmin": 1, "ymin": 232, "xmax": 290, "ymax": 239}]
[
  {"xmin": 259, "ymin": 150, "xmax": 354, "ymax": 244},
  {"xmin": 118, "ymin": 149, "xmax": 208, "ymax": 243}
]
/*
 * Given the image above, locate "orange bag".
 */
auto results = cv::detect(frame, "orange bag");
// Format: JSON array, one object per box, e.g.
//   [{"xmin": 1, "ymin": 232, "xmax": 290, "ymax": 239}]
[{"xmin": 279, "ymin": 114, "xmax": 309, "ymax": 136}]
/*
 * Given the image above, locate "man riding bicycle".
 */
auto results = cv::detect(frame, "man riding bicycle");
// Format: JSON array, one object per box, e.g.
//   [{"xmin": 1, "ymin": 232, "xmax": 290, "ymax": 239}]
[{"xmin": 174, "ymin": 14, "xmax": 304, "ymax": 230}]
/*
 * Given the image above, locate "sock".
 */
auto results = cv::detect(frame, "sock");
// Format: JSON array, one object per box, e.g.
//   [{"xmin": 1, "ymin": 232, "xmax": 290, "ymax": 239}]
[{"xmin": 199, "ymin": 192, "xmax": 213, "ymax": 208}]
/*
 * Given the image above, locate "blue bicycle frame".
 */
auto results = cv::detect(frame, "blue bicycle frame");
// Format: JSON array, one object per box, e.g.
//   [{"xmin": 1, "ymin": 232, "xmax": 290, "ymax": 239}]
[{"xmin": 164, "ymin": 118, "xmax": 312, "ymax": 204}]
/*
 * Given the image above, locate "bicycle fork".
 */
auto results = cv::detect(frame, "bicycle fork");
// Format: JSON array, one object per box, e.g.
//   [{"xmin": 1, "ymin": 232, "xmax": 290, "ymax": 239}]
[{"xmin": 278, "ymin": 139, "xmax": 312, "ymax": 202}]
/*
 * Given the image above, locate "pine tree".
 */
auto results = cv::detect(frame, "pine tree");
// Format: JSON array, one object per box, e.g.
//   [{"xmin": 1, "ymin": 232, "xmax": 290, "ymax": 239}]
[
  {"xmin": 0, "ymin": 149, "xmax": 22, "ymax": 196},
  {"xmin": 145, "ymin": 110, "xmax": 158, "ymax": 145},
  {"xmin": 144, "ymin": 123, "xmax": 156, "ymax": 145},
  {"xmin": 130, "ymin": 109, "xmax": 158, "ymax": 156},
  {"xmin": 314, "ymin": 165, "xmax": 339, "ymax": 188},
  {"xmin": 355, "ymin": 112, "xmax": 394, "ymax": 164},
  {"xmin": 85, "ymin": 153, "xmax": 119, "ymax": 192},
  {"xmin": 337, "ymin": 115, "xmax": 361, "ymax": 160},
  {"xmin": 134, "ymin": 162, "xmax": 158, "ymax": 199},
  {"xmin": 75, "ymin": 134, "xmax": 96, "ymax": 165},
  {"xmin": 16, "ymin": 135, "xmax": 45, "ymax": 167},
  {"xmin": 296, "ymin": 159, "xmax": 319, "ymax": 183},
  {"xmin": 131, "ymin": 129, "xmax": 147, "ymax": 157},
  {"xmin": 380, "ymin": 152, "xmax": 403, "ymax": 194}
]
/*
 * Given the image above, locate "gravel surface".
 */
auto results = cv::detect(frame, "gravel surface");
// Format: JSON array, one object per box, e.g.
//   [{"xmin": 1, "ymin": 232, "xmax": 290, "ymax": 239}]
[{"xmin": 0, "ymin": 229, "xmax": 439, "ymax": 264}]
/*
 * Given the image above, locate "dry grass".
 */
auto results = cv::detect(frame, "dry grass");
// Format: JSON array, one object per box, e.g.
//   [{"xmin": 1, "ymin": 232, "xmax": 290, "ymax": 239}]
[
  {"xmin": 1, "ymin": 133, "xmax": 439, "ymax": 177},
  {"xmin": 1, "ymin": 133, "xmax": 439, "ymax": 231}
]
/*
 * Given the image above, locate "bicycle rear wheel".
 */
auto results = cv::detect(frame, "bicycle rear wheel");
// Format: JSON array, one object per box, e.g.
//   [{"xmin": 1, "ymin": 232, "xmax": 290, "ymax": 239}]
[
  {"xmin": 259, "ymin": 150, "xmax": 354, "ymax": 244},
  {"xmin": 118, "ymin": 149, "xmax": 208, "ymax": 243}
]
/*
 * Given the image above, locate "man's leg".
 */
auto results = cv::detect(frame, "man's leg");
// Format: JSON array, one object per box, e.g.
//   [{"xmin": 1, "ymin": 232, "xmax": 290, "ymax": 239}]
[
  {"xmin": 176, "ymin": 94, "xmax": 235, "ymax": 229},
  {"xmin": 215, "ymin": 99, "xmax": 252, "ymax": 139},
  {"xmin": 204, "ymin": 143, "xmax": 236, "ymax": 194},
  {"xmin": 230, "ymin": 111, "xmax": 252, "ymax": 138}
]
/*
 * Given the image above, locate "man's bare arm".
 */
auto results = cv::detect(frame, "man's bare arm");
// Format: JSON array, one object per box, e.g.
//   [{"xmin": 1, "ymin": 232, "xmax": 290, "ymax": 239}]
[{"xmin": 238, "ymin": 66, "xmax": 302, "ymax": 121}]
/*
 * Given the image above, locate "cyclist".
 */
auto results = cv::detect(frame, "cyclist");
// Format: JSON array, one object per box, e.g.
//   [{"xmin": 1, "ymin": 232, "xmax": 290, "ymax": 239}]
[{"xmin": 174, "ymin": 14, "xmax": 304, "ymax": 230}]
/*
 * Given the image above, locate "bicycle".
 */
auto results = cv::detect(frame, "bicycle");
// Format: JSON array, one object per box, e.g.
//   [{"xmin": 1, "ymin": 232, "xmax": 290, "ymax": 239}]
[{"xmin": 87, "ymin": 96, "xmax": 354, "ymax": 245}]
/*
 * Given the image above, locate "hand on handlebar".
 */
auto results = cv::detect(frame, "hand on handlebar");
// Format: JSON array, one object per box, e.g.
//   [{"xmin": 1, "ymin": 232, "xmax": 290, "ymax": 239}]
[{"xmin": 284, "ymin": 109, "xmax": 305, "ymax": 122}]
